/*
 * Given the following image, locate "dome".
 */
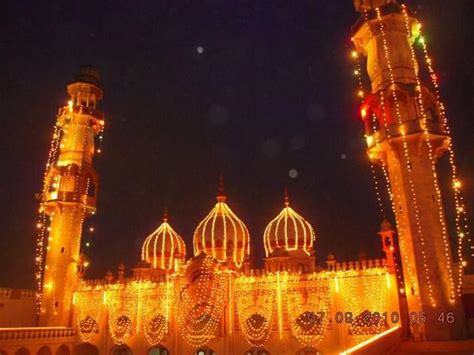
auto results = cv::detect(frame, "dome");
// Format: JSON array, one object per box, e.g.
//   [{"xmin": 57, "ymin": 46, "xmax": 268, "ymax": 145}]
[
  {"xmin": 263, "ymin": 191, "xmax": 315, "ymax": 257},
  {"xmin": 193, "ymin": 178, "xmax": 250, "ymax": 268},
  {"xmin": 141, "ymin": 212, "xmax": 186, "ymax": 271}
]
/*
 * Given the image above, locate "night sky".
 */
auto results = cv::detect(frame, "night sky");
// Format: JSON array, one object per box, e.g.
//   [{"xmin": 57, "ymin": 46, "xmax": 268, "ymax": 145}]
[{"xmin": 0, "ymin": 0, "xmax": 472, "ymax": 288}]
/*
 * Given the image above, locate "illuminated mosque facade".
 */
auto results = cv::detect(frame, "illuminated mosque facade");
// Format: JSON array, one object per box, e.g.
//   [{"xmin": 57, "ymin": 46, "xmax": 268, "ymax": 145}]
[{"xmin": 0, "ymin": 1, "xmax": 473, "ymax": 354}]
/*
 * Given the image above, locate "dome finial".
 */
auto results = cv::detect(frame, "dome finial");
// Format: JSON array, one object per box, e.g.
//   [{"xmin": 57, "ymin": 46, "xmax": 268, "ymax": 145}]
[
  {"xmin": 284, "ymin": 187, "xmax": 290, "ymax": 207},
  {"xmin": 163, "ymin": 208, "xmax": 169, "ymax": 223},
  {"xmin": 217, "ymin": 174, "xmax": 227, "ymax": 202}
]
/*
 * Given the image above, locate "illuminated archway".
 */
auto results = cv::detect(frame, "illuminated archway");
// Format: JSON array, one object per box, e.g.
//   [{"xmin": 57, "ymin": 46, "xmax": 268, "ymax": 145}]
[
  {"xmin": 37, "ymin": 347, "xmax": 52, "ymax": 355},
  {"xmin": 73, "ymin": 343, "xmax": 99, "ymax": 355},
  {"xmin": 15, "ymin": 349, "xmax": 30, "ymax": 355},
  {"xmin": 147, "ymin": 347, "xmax": 169, "ymax": 355},
  {"xmin": 110, "ymin": 346, "xmax": 132, "ymax": 355},
  {"xmin": 245, "ymin": 348, "xmax": 270, "ymax": 355},
  {"xmin": 55, "ymin": 345, "xmax": 70, "ymax": 355}
]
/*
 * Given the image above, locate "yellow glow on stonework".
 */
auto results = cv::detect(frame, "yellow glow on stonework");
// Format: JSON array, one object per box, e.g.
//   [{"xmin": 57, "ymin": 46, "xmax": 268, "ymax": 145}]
[
  {"xmin": 193, "ymin": 198, "xmax": 250, "ymax": 268},
  {"xmin": 141, "ymin": 218, "xmax": 186, "ymax": 271},
  {"xmin": 339, "ymin": 325, "xmax": 401, "ymax": 354},
  {"xmin": 263, "ymin": 200, "xmax": 315, "ymax": 257}
]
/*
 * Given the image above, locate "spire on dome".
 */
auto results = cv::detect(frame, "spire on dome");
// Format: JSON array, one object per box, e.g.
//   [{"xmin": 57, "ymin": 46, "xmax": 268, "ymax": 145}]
[
  {"xmin": 217, "ymin": 174, "xmax": 227, "ymax": 202},
  {"xmin": 284, "ymin": 187, "xmax": 290, "ymax": 207},
  {"xmin": 163, "ymin": 208, "xmax": 169, "ymax": 223}
]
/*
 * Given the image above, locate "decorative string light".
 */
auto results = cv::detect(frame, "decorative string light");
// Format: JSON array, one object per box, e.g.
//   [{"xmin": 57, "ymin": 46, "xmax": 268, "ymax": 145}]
[
  {"xmin": 375, "ymin": 6, "xmax": 437, "ymax": 307},
  {"xmin": 108, "ymin": 284, "xmax": 138, "ymax": 345},
  {"xmin": 263, "ymin": 191, "xmax": 315, "ymax": 257},
  {"xmin": 141, "ymin": 212, "xmax": 186, "ymax": 271},
  {"xmin": 235, "ymin": 274, "xmax": 276, "ymax": 347},
  {"xmin": 74, "ymin": 289, "xmax": 103, "ymax": 342},
  {"xmin": 402, "ymin": 4, "xmax": 471, "ymax": 295},
  {"xmin": 285, "ymin": 273, "xmax": 331, "ymax": 347},
  {"xmin": 174, "ymin": 255, "xmax": 227, "ymax": 347},
  {"xmin": 193, "ymin": 188, "xmax": 250, "ymax": 269}
]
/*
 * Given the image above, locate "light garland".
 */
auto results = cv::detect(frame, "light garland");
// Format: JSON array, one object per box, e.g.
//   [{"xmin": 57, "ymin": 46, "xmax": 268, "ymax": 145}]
[
  {"xmin": 140, "ymin": 280, "xmax": 171, "ymax": 346},
  {"xmin": 285, "ymin": 273, "xmax": 331, "ymax": 347},
  {"xmin": 235, "ymin": 274, "xmax": 276, "ymax": 347},
  {"xmin": 401, "ymin": 4, "xmax": 470, "ymax": 296},
  {"xmin": 74, "ymin": 289, "xmax": 103, "ymax": 342},
  {"xmin": 107, "ymin": 284, "xmax": 138, "ymax": 345},
  {"xmin": 174, "ymin": 255, "xmax": 227, "ymax": 347},
  {"xmin": 375, "ymin": 6, "xmax": 437, "ymax": 306},
  {"xmin": 338, "ymin": 268, "xmax": 389, "ymax": 339}
]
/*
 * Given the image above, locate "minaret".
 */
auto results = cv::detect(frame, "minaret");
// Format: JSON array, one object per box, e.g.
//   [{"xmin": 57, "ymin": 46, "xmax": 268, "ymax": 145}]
[
  {"xmin": 352, "ymin": 1, "xmax": 466, "ymax": 340},
  {"xmin": 39, "ymin": 66, "xmax": 104, "ymax": 326}
]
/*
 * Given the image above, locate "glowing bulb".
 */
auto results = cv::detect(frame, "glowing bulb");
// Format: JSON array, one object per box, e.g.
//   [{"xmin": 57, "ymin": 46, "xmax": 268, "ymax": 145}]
[
  {"xmin": 357, "ymin": 90, "xmax": 364, "ymax": 98},
  {"xmin": 453, "ymin": 180, "xmax": 462, "ymax": 189},
  {"xmin": 351, "ymin": 50, "xmax": 358, "ymax": 59},
  {"xmin": 84, "ymin": 262, "xmax": 90, "ymax": 267},
  {"xmin": 360, "ymin": 106, "xmax": 367, "ymax": 119},
  {"xmin": 97, "ymin": 149, "xmax": 102, "ymax": 154},
  {"xmin": 89, "ymin": 227, "xmax": 94, "ymax": 232},
  {"xmin": 36, "ymin": 223, "xmax": 42, "ymax": 229},
  {"xmin": 462, "ymin": 261, "xmax": 467, "ymax": 267},
  {"xmin": 354, "ymin": 69, "xmax": 359, "ymax": 75}
]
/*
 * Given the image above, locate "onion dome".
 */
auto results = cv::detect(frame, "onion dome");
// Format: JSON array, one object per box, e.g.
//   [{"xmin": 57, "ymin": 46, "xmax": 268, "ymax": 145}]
[
  {"xmin": 193, "ymin": 177, "xmax": 250, "ymax": 268},
  {"xmin": 263, "ymin": 190, "xmax": 315, "ymax": 257},
  {"xmin": 141, "ymin": 211, "xmax": 186, "ymax": 271}
]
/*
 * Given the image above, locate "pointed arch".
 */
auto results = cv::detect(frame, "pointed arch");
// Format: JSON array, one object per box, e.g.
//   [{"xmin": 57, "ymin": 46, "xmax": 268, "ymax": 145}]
[
  {"xmin": 55, "ymin": 345, "xmax": 70, "ymax": 355},
  {"xmin": 37, "ymin": 347, "xmax": 52, "ymax": 355},
  {"xmin": 110, "ymin": 345, "xmax": 132, "ymax": 355},
  {"xmin": 73, "ymin": 343, "xmax": 99, "ymax": 355},
  {"xmin": 15, "ymin": 349, "xmax": 30, "ymax": 355},
  {"xmin": 147, "ymin": 346, "xmax": 169, "ymax": 355},
  {"xmin": 195, "ymin": 348, "xmax": 215, "ymax": 355}
]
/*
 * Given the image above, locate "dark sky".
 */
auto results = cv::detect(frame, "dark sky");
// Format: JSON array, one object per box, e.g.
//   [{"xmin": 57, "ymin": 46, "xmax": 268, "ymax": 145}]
[{"xmin": 0, "ymin": 0, "xmax": 472, "ymax": 288}]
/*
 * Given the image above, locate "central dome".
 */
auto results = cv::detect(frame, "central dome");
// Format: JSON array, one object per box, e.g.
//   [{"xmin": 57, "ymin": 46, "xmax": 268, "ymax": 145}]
[{"xmin": 193, "ymin": 178, "xmax": 250, "ymax": 268}]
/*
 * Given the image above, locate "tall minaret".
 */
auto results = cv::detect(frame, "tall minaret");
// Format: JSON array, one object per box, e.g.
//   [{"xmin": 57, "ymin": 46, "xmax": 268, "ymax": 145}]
[
  {"xmin": 352, "ymin": 1, "xmax": 466, "ymax": 340},
  {"xmin": 39, "ymin": 66, "xmax": 104, "ymax": 326}
]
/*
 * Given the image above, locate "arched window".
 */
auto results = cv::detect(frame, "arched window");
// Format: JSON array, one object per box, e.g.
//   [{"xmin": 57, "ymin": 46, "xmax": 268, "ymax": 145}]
[
  {"xmin": 246, "ymin": 348, "xmax": 270, "ymax": 355},
  {"xmin": 15, "ymin": 349, "xmax": 30, "ymax": 355},
  {"xmin": 37, "ymin": 347, "xmax": 52, "ymax": 355},
  {"xmin": 55, "ymin": 345, "xmax": 70, "ymax": 355},
  {"xmin": 110, "ymin": 346, "xmax": 132, "ymax": 355},
  {"xmin": 195, "ymin": 348, "xmax": 215, "ymax": 355},
  {"xmin": 73, "ymin": 343, "xmax": 99, "ymax": 355},
  {"xmin": 297, "ymin": 347, "xmax": 321, "ymax": 355},
  {"xmin": 147, "ymin": 347, "xmax": 169, "ymax": 355}
]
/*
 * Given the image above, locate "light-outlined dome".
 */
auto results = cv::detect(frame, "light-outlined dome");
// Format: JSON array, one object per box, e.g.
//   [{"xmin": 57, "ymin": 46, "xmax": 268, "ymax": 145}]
[
  {"xmin": 141, "ymin": 211, "xmax": 186, "ymax": 271},
  {"xmin": 193, "ymin": 177, "xmax": 250, "ymax": 269},
  {"xmin": 263, "ymin": 190, "xmax": 315, "ymax": 257}
]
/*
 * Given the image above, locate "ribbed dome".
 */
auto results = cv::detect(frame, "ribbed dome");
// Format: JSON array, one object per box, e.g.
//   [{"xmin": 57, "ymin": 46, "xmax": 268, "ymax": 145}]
[
  {"xmin": 193, "ymin": 178, "xmax": 250, "ymax": 268},
  {"xmin": 141, "ymin": 212, "xmax": 186, "ymax": 271},
  {"xmin": 263, "ymin": 191, "xmax": 315, "ymax": 257}
]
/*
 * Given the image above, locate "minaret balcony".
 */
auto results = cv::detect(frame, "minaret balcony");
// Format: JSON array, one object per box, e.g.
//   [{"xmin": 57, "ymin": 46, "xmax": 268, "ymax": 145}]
[{"xmin": 42, "ymin": 191, "xmax": 96, "ymax": 213}]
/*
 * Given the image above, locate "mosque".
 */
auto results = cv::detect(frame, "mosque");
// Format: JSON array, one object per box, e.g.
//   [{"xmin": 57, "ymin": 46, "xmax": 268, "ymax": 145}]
[{"xmin": 0, "ymin": 1, "xmax": 473, "ymax": 354}]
